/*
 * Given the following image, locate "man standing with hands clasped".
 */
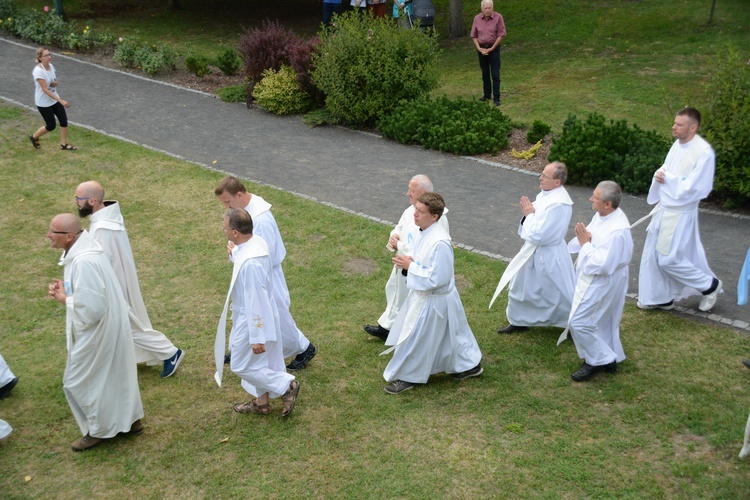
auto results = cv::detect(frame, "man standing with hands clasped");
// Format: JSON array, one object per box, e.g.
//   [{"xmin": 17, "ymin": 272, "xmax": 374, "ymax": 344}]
[
  {"xmin": 470, "ymin": 0, "xmax": 506, "ymax": 106},
  {"xmin": 637, "ymin": 107, "xmax": 722, "ymax": 312}
]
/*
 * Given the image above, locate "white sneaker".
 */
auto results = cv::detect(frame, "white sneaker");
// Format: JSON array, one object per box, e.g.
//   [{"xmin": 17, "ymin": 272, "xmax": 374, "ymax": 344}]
[{"xmin": 698, "ymin": 279, "xmax": 722, "ymax": 312}]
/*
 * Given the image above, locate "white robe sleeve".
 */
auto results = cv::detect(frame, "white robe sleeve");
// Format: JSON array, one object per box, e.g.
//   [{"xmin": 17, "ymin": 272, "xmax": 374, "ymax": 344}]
[
  {"xmin": 648, "ymin": 148, "xmax": 715, "ymax": 205},
  {"xmin": 576, "ymin": 230, "xmax": 632, "ymax": 276},
  {"xmin": 406, "ymin": 241, "xmax": 453, "ymax": 291},
  {"xmin": 519, "ymin": 203, "xmax": 571, "ymax": 245}
]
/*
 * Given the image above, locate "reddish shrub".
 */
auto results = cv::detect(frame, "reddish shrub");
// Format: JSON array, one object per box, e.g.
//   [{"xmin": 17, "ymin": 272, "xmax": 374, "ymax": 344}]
[
  {"xmin": 239, "ymin": 19, "xmax": 322, "ymax": 105},
  {"xmin": 288, "ymin": 36, "xmax": 324, "ymax": 106}
]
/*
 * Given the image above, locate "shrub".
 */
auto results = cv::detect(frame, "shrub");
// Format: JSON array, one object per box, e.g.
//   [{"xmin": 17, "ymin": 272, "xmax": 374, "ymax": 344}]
[
  {"xmin": 114, "ymin": 36, "xmax": 140, "ymax": 67},
  {"xmin": 526, "ymin": 119, "xmax": 551, "ymax": 144},
  {"xmin": 288, "ymin": 36, "xmax": 323, "ymax": 106},
  {"xmin": 239, "ymin": 19, "xmax": 302, "ymax": 86},
  {"xmin": 115, "ymin": 37, "xmax": 177, "ymax": 75},
  {"xmin": 185, "ymin": 54, "xmax": 211, "ymax": 77},
  {"xmin": 216, "ymin": 84, "xmax": 249, "ymax": 103},
  {"xmin": 702, "ymin": 46, "xmax": 750, "ymax": 208},
  {"xmin": 252, "ymin": 65, "xmax": 314, "ymax": 115},
  {"xmin": 548, "ymin": 113, "xmax": 669, "ymax": 194},
  {"xmin": 9, "ymin": 7, "xmax": 68, "ymax": 45},
  {"xmin": 214, "ymin": 47, "xmax": 241, "ymax": 76},
  {"xmin": 378, "ymin": 96, "xmax": 513, "ymax": 155},
  {"xmin": 312, "ymin": 11, "xmax": 440, "ymax": 127},
  {"xmin": 302, "ymin": 108, "xmax": 340, "ymax": 127},
  {"xmin": 0, "ymin": 0, "xmax": 16, "ymax": 22}
]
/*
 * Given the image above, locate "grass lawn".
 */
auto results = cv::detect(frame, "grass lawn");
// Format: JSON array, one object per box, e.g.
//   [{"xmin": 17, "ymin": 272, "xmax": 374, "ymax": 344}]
[
  {"xmin": 12, "ymin": 0, "xmax": 750, "ymax": 135},
  {"xmin": 1, "ymin": 100, "xmax": 749, "ymax": 496}
]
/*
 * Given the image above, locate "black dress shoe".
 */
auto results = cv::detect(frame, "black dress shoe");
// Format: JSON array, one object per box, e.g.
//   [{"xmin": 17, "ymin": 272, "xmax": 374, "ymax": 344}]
[
  {"xmin": 364, "ymin": 324, "xmax": 389, "ymax": 341},
  {"xmin": 497, "ymin": 324, "xmax": 529, "ymax": 334},
  {"xmin": 0, "ymin": 377, "xmax": 18, "ymax": 399},
  {"xmin": 743, "ymin": 359, "xmax": 750, "ymax": 370},
  {"xmin": 571, "ymin": 361, "xmax": 617, "ymax": 382}
]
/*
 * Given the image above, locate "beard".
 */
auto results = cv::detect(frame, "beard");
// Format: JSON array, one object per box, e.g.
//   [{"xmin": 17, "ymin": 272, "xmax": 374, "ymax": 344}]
[{"xmin": 77, "ymin": 204, "xmax": 93, "ymax": 218}]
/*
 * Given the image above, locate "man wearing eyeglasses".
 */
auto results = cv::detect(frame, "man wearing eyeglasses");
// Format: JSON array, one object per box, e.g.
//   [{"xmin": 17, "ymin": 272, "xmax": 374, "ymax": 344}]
[
  {"xmin": 75, "ymin": 181, "xmax": 184, "ymax": 379},
  {"xmin": 490, "ymin": 161, "xmax": 575, "ymax": 335},
  {"xmin": 47, "ymin": 213, "xmax": 143, "ymax": 451}
]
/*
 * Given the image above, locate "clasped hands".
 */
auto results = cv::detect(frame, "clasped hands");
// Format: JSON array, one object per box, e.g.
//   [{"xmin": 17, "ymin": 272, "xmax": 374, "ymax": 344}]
[{"xmin": 48, "ymin": 278, "xmax": 67, "ymax": 304}]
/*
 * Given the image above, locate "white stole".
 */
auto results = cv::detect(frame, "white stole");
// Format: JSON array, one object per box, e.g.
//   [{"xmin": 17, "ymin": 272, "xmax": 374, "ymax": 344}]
[
  {"xmin": 557, "ymin": 208, "xmax": 630, "ymax": 345},
  {"xmin": 214, "ymin": 236, "xmax": 269, "ymax": 387},
  {"xmin": 489, "ymin": 187, "xmax": 573, "ymax": 308}
]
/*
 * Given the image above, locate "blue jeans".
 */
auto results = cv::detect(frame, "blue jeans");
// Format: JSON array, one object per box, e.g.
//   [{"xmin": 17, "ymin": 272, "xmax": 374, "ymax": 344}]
[
  {"xmin": 323, "ymin": 2, "xmax": 342, "ymax": 27},
  {"xmin": 477, "ymin": 47, "xmax": 501, "ymax": 102}
]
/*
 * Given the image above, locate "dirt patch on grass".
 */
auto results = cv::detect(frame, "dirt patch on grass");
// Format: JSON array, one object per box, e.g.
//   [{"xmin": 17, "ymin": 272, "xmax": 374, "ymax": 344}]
[{"xmin": 342, "ymin": 258, "xmax": 379, "ymax": 277}]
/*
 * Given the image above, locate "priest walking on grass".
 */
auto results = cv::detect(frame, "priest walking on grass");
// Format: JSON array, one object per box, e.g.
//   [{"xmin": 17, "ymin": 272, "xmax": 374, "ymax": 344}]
[
  {"xmin": 214, "ymin": 209, "xmax": 300, "ymax": 417},
  {"xmin": 75, "ymin": 181, "xmax": 184, "ymax": 378},
  {"xmin": 215, "ymin": 176, "xmax": 317, "ymax": 371},
  {"xmin": 560, "ymin": 182, "xmax": 632, "ymax": 382},
  {"xmin": 363, "ymin": 174, "xmax": 450, "ymax": 341},
  {"xmin": 47, "ymin": 214, "xmax": 143, "ymax": 451},
  {"xmin": 636, "ymin": 107, "xmax": 722, "ymax": 312},
  {"xmin": 490, "ymin": 161, "xmax": 575, "ymax": 334},
  {"xmin": 381, "ymin": 193, "xmax": 482, "ymax": 394}
]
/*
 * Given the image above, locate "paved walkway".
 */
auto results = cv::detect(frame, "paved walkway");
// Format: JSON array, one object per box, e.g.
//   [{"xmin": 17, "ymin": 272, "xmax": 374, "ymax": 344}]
[{"xmin": 1, "ymin": 37, "xmax": 748, "ymax": 331}]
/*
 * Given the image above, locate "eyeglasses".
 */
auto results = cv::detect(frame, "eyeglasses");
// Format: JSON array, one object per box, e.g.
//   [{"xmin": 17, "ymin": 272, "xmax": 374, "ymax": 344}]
[
  {"xmin": 49, "ymin": 230, "xmax": 83, "ymax": 235},
  {"xmin": 75, "ymin": 196, "xmax": 89, "ymax": 201},
  {"xmin": 540, "ymin": 173, "xmax": 553, "ymax": 179}
]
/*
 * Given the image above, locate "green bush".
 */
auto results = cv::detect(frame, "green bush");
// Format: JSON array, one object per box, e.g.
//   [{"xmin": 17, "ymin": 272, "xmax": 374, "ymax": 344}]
[
  {"xmin": 113, "ymin": 36, "xmax": 140, "ymax": 67},
  {"xmin": 215, "ymin": 48, "xmax": 241, "ymax": 76},
  {"xmin": 216, "ymin": 84, "xmax": 248, "ymax": 103},
  {"xmin": 526, "ymin": 119, "xmax": 551, "ymax": 144},
  {"xmin": 252, "ymin": 65, "xmax": 314, "ymax": 115},
  {"xmin": 115, "ymin": 37, "xmax": 177, "ymax": 75},
  {"xmin": 185, "ymin": 54, "xmax": 211, "ymax": 77},
  {"xmin": 312, "ymin": 11, "xmax": 440, "ymax": 127},
  {"xmin": 302, "ymin": 108, "xmax": 340, "ymax": 127},
  {"xmin": 548, "ymin": 113, "xmax": 669, "ymax": 194},
  {"xmin": 378, "ymin": 96, "xmax": 513, "ymax": 155},
  {"xmin": 8, "ymin": 7, "xmax": 68, "ymax": 45},
  {"xmin": 0, "ymin": 0, "xmax": 16, "ymax": 22},
  {"xmin": 702, "ymin": 46, "xmax": 750, "ymax": 208}
]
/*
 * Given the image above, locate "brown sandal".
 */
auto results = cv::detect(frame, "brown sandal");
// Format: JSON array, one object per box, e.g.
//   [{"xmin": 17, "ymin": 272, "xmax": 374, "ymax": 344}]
[
  {"xmin": 233, "ymin": 399, "xmax": 270, "ymax": 415},
  {"xmin": 281, "ymin": 380, "xmax": 300, "ymax": 417}
]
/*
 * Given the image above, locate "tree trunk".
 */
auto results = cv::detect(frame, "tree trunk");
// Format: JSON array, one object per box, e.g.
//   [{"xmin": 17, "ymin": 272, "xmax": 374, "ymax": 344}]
[
  {"xmin": 449, "ymin": 0, "xmax": 465, "ymax": 38},
  {"xmin": 707, "ymin": 0, "xmax": 717, "ymax": 25}
]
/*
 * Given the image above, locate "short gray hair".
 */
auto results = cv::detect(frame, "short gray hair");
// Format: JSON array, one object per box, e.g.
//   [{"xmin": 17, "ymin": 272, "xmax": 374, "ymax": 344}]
[
  {"xmin": 225, "ymin": 208, "xmax": 253, "ymax": 235},
  {"xmin": 549, "ymin": 161, "xmax": 568, "ymax": 185},
  {"xmin": 481, "ymin": 0, "xmax": 493, "ymax": 7},
  {"xmin": 596, "ymin": 181, "xmax": 622, "ymax": 209},
  {"xmin": 411, "ymin": 174, "xmax": 433, "ymax": 193}
]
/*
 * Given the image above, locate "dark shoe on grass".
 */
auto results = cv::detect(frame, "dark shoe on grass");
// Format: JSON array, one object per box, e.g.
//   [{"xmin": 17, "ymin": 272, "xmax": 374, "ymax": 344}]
[
  {"xmin": 452, "ymin": 363, "xmax": 483, "ymax": 380},
  {"xmin": 571, "ymin": 361, "xmax": 617, "ymax": 382},
  {"xmin": 0, "ymin": 377, "xmax": 18, "ymax": 399},
  {"xmin": 364, "ymin": 324, "xmax": 390, "ymax": 341},
  {"xmin": 384, "ymin": 380, "xmax": 415, "ymax": 394},
  {"xmin": 286, "ymin": 343, "xmax": 317, "ymax": 371}
]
